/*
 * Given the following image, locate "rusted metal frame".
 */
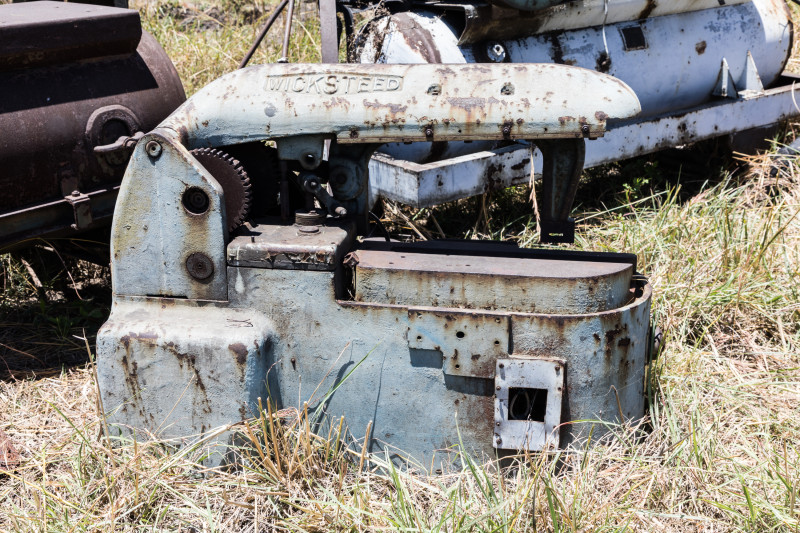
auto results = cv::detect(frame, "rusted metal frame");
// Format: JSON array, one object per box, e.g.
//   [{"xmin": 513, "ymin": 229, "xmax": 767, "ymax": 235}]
[
  {"xmin": 534, "ymin": 138, "xmax": 584, "ymax": 244},
  {"xmin": 0, "ymin": 2, "xmax": 141, "ymax": 70},
  {"xmin": 447, "ymin": 0, "xmax": 752, "ymax": 44},
  {"xmin": 0, "ymin": 187, "xmax": 118, "ymax": 249}
]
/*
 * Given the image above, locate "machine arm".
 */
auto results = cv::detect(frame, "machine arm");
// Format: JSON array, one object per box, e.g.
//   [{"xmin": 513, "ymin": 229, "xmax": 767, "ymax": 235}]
[{"xmin": 111, "ymin": 63, "xmax": 639, "ymax": 299}]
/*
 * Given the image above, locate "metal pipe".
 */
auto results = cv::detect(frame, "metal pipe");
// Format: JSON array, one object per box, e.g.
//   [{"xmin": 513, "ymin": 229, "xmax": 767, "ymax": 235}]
[
  {"xmin": 238, "ymin": 0, "xmax": 290, "ymax": 69},
  {"xmin": 280, "ymin": 0, "xmax": 296, "ymax": 63}
]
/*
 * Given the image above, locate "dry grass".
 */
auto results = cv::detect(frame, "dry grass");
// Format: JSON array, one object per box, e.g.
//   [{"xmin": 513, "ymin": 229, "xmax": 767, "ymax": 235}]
[{"xmin": 3, "ymin": 1, "xmax": 800, "ymax": 531}]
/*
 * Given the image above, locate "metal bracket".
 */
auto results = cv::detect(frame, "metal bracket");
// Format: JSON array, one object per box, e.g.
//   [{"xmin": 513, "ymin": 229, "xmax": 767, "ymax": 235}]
[
  {"xmin": 713, "ymin": 57, "xmax": 739, "ymax": 99},
  {"xmin": 494, "ymin": 357, "xmax": 564, "ymax": 450},
  {"xmin": 535, "ymin": 138, "xmax": 584, "ymax": 244},
  {"xmin": 407, "ymin": 308, "xmax": 510, "ymax": 378},
  {"xmin": 64, "ymin": 190, "xmax": 92, "ymax": 230}
]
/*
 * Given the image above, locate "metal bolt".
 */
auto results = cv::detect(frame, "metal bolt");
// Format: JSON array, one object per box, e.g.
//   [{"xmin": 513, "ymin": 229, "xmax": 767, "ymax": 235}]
[
  {"xmin": 495, "ymin": 436, "xmax": 502, "ymax": 445},
  {"xmin": 496, "ymin": 422, "xmax": 501, "ymax": 427},
  {"xmin": 185, "ymin": 252, "xmax": 214, "ymax": 281},
  {"xmin": 424, "ymin": 126, "xmax": 433, "ymax": 137},
  {"xmin": 486, "ymin": 41, "xmax": 507, "ymax": 63},
  {"xmin": 581, "ymin": 124, "xmax": 591, "ymax": 136},
  {"xmin": 502, "ymin": 125, "xmax": 511, "ymax": 136},
  {"xmin": 498, "ymin": 363, "xmax": 504, "ymax": 368},
  {"xmin": 496, "ymin": 385, "xmax": 501, "ymax": 390},
  {"xmin": 71, "ymin": 190, "xmax": 81, "ymax": 197},
  {"xmin": 145, "ymin": 140, "xmax": 162, "ymax": 158}
]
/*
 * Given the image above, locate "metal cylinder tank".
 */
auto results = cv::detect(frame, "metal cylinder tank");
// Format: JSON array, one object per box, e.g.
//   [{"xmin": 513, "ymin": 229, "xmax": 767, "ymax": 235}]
[
  {"xmin": 357, "ymin": 0, "xmax": 793, "ymax": 163},
  {"xmin": 0, "ymin": 1, "xmax": 186, "ymax": 247}
]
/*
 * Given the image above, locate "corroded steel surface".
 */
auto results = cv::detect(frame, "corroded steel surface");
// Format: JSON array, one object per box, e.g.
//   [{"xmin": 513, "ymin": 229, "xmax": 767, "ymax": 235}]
[
  {"xmin": 227, "ymin": 220, "xmax": 356, "ymax": 271},
  {"xmin": 97, "ymin": 301, "xmax": 275, "ymax": 465},
  {"xmin": 0, "ymin": 2, "xmax": 185, "ymax": 248},
  {"xmin": 353, "ymin": 247, "xmax": 633, "ymax": 313},
  {"xmin": 110, "ymin": 134, "xmax": 228, "ymax": 301},
  {"xmin": 159, "ymin": 62, "xmax": 639, "ymax": 147}
]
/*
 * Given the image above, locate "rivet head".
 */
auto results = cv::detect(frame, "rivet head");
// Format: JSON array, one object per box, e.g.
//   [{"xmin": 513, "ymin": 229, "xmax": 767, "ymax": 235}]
[
  {"xmin": 186, "ymin": 252, "xmax": 214, "ymax": 281},
  {"xmin": 145, "ymin": 140, "xmax": 162, "ymax": 158}
]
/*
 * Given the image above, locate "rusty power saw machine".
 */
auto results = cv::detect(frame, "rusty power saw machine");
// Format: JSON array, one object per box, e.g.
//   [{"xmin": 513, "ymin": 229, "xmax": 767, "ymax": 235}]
[{"xmin": 97, "ymin": 62, "xmax": 652, "ymax": 467}]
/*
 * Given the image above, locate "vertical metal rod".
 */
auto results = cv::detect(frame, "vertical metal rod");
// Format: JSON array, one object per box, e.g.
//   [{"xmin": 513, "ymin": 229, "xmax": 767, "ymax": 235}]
[
  {"xmin": 280, "ymin": 0, "xmax": 296, "ymax": 62},
  {"xmin": 238, "ymin": 0, "xmax": 289, "ymax": 69}
]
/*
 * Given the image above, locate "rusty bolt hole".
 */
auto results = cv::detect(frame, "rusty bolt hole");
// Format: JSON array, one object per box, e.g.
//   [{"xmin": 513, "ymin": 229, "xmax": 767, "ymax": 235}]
[
  {"xmin": 182, "ymin": 187, "xmax": 210, "ymax": 215},
  {"xmin": 508, "ymin": 388, "xmax": 547, "ymax": 422},
  {"xmin": 456, "ymin": 331, "xmax": 465, "ymax": 339}
]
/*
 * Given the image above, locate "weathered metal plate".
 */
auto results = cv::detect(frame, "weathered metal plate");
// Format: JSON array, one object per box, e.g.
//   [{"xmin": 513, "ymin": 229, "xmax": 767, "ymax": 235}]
[
  {"xmin": 407, "ymin": 308, "xmax": 509, "ymax": 378},
  {"xmin": 111, "ymin": 133, "xmax": 228, "ymax": 301},
  {"xmin": 368, "ymin": 145, "xmax": 537, "ymax": 207},
  {"xmin": 159, "ymin": 63, "xmax": 640, "ymax": 148},
  {"xmin": 227, "ymin": 219, "xmax": 356, "ymax": 271},
  {"xmin": 457, "ymin": 0, "xmax": 752, "ymax": 43},
  {"xmin": 0, "ymin": 2, "xmax": 141, "ymax": 70},
  {"xmin": 353, "ymin": 247, "xmax": 633, "ymax": 314},
  {"xmin": 494, "ymin": 357, "xmax": 564, "ymax": 451}
]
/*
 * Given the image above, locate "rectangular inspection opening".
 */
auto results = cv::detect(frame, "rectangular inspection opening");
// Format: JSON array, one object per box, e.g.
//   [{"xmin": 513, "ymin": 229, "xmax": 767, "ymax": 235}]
[{"xmin": 508, "ymin": 388, "xmax": 548, "ymax": 422}]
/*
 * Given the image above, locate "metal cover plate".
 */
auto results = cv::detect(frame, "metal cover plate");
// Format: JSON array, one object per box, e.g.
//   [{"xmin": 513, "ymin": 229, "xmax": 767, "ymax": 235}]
[
  {"xmin": 0, "ymin": 2, "xmax": 141, "ymax": 70},
  {"xmin": 354, "ymin": 247, "xmax": 632, "ymax": 313},
  {"xmin": 227, "ymin": 219, "xmax": 355, "ymax": 271},
  {"xmin": 407, "ymin": 307, "xmax": 509, "ymax": 378},
  {"xmin": 494, "ymin": 357, "xmax": 564, "ymax": 451}
]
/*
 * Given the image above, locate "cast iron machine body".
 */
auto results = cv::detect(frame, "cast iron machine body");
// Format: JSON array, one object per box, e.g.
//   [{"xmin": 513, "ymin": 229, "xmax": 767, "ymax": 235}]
[{"xmin": 97, "ymin": 62, "xmax": 652, "ymax": 467}]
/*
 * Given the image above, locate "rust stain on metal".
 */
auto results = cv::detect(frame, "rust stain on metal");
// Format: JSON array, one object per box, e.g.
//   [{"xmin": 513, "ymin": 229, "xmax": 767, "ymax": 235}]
[
  {"xmin": 229, "ymin": 342, "xmax": 248, "ymax": 365},
  {"xmin": 638, "ymin": 0, "xmax": 657, "ymax": 20},
  {"xmin": 362, "ymin": 99, "xmax": 408, "ymax": 115},
  {"xmin": 695, "ymin": 40, "xmax": 707, "ymax": 55},
  {"xmin": 393, "ymin": 13, "xmax": 442, "ymax": 64},
  {"xmin": 445, "ymin": 97, "xmax": 488, "ymax": 112}
]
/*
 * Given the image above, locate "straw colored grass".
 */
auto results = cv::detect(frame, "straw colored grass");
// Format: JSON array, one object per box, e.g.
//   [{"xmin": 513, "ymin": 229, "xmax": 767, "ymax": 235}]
[{"xmin": 2, "ymin": 1, "xmax": 800, "ymax": 531}]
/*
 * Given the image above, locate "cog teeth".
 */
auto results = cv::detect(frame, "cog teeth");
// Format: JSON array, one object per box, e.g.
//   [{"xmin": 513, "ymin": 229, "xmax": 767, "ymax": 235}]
[{"xmin": 190, "ymin": 146, "xmax": 253, "ymax": 232}]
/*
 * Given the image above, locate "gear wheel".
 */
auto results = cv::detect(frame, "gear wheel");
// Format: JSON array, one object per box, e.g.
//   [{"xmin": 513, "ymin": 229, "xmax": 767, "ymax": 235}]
[{"xmin": 190, "ymin": 147, "xmax": 252, "ymax": 232}]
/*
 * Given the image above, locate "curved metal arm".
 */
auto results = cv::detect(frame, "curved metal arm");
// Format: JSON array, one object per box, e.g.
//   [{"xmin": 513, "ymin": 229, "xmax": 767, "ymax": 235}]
[{"xmin": 159, "ymin": 63, "xmax": 640, "ymax": 151}]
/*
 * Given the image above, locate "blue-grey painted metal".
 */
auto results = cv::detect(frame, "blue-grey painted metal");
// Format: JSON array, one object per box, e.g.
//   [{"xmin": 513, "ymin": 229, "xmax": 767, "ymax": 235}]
[
  {"xmin": 158, "ymin": 62, "xmax": 640, "ymax": 147},
  {"xmin": 97, "ymin": 62, "xmax": 651, "ymax": 468},
  {"xmin": 369, "ymin": 76, "xmax": 800, "ymax": 207},
  {"xmin": 358, "ymin": 0, "xmax": 795, "ymax": 193}
]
